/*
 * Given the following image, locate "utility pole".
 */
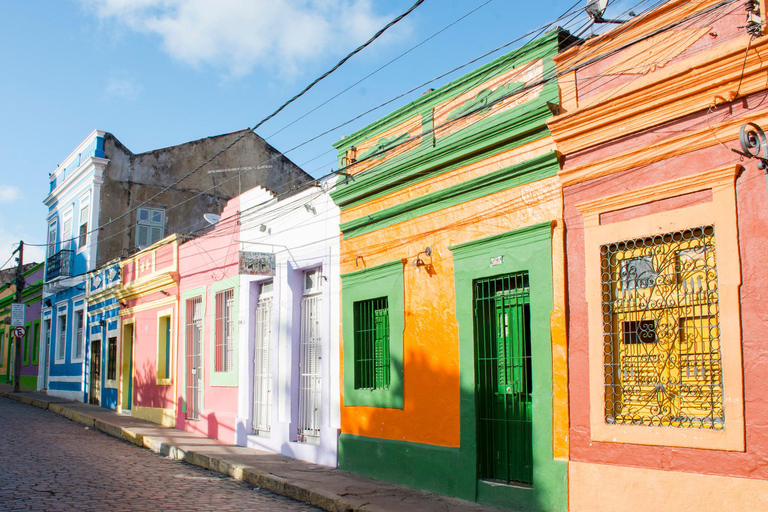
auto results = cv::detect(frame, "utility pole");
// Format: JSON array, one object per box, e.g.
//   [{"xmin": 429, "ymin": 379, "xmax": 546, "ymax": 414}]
[{"xmin": 13, "ymin": 241, "xmax": 24, "ymax": 393}]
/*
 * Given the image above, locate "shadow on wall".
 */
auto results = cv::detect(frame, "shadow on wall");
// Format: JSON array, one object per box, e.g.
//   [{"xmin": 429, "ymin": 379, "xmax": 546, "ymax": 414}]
[{"xmin": 339, "ymin": 338, "xmax": 562, "ymax": 512}]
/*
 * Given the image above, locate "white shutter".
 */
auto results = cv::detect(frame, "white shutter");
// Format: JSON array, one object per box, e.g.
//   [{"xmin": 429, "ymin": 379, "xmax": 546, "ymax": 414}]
[{"xmin": 137, "ymin": 225, "xmax": 149, "ymax": 248}]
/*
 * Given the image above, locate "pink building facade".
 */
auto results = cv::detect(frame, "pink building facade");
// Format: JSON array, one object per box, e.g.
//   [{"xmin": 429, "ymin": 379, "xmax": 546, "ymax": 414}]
[{"xmin": 176, "ymin": 198, "xmax": 242, "ymax": 443}]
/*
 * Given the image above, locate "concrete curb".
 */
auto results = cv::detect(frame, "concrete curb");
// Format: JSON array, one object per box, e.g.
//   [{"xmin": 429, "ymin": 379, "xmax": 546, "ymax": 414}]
[{"xmin": 0, "ymin": 391, "xmax": 359, "ymax": 512}]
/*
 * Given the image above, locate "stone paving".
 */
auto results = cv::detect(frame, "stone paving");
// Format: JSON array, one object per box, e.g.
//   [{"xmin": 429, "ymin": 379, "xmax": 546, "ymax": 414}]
[{"xmin": 0, "ymin": 396, "xmax": 319, "ymax": 512}]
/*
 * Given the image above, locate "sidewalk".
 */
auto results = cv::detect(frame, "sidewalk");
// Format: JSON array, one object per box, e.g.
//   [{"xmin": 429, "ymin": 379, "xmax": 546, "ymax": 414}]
[{"xmin": 0, "ymin": 384, "xmax": 505, "ymax": 512}]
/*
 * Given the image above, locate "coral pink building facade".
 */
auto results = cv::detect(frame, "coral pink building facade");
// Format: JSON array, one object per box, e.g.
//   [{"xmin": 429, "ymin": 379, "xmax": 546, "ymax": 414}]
[{"xmin": 548, "ymin": 1, "xmax": 768, "ymax": 509}]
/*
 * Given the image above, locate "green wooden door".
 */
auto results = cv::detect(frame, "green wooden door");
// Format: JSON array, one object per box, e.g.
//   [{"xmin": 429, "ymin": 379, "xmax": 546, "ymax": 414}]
[{"xmin": 474, "ymin": 272, "xmax": 533, "ymax": 485}]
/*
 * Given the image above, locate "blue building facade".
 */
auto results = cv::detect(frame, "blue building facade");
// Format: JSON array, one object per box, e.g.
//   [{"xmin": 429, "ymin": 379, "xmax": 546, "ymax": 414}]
[
  {"xmin": 84, "ymin": 261, "xmax": 121, "ymax": 408},
  {"xmin": 41, "ymin": 130, "xmax": 107, "ymax": 401}
]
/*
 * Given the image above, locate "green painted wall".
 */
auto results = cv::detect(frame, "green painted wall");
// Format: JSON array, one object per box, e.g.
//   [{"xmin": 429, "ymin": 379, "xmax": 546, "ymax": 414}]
[{"xmin": 340, "ymin": 223, "xmax": 566, "ymax": 512}]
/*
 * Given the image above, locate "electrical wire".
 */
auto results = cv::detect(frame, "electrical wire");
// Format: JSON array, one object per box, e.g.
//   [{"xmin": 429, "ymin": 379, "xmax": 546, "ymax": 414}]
[
  {"xmin": 33, "ymin": 0, "xmax": 697, "ymax": 259},
  {"xmin": 41, "ymin": 0, "xmax": 427, "ymax": 251}
]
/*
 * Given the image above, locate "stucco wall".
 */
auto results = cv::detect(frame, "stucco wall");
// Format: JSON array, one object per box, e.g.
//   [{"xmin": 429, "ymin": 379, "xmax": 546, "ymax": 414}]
[{"xmin": 96, "ymin": 130, "xmax": 313, "ymax": 267}]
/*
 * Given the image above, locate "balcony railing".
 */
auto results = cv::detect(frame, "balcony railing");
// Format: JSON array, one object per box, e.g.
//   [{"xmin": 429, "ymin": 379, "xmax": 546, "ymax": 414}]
[{"xmin": 46, "ymin": 250, "xmax": 74, "ymax": 282}]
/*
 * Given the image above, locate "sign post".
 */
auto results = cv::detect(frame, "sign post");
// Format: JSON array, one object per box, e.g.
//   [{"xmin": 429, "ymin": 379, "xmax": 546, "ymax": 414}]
[
  {"xmin": 12, "ymin": 241, "xmax": 24, "ymax": 392},
  {"xmin": 10, "ymin": 303, "xmax": 25, "ymax": 327}
]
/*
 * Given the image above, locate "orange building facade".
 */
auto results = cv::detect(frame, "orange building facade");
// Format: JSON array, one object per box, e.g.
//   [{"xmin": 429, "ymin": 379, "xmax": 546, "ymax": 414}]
[
  {"xmin": 332, "ymin": 31, "xmax": 571, "ymax": 511},
  {"xmin": 548, "ymin": 1, "xmax": 768, "ymax": 509}
]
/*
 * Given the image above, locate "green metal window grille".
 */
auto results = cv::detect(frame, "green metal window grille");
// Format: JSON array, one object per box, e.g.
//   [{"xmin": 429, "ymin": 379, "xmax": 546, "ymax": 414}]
[
  {"xmin": 473, "ymin": 271, "xmax": 533, "ymax": 486},
  {"xmin": 353, "ymin": 297, "xmax": 390, "ymax": 390}
]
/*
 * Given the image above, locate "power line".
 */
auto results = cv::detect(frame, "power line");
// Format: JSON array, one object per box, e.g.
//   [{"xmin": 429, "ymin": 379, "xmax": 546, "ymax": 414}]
[
  {"xmin": 34, "ymin": 0, "xmax": 687, "ymax": 258},
  {"xmin": 43, "ymin": 0, "xmax": 427, "ymax": 251}
]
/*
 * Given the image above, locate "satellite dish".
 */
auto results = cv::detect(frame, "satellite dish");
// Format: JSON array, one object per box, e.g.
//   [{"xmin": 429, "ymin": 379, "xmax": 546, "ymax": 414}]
[
  {"xmin": 585, "ymin": 0, "xmax": 625, "ymax": 24},
  {"xmin": 585, "ymin": 0, "xmax": 608, "ymax": 20},
  {"xmin": 203, "ymin": 213, "xmax": 221, "ymax": 225}
]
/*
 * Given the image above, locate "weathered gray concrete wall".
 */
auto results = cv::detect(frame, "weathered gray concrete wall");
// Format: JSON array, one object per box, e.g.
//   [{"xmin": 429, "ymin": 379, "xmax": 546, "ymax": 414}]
[{"xmin": 95, "ymin": 130, "xmax": 312, "ymax": 266}]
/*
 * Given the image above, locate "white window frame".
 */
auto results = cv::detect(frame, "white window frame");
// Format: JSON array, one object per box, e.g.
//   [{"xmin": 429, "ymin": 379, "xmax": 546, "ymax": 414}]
[
  {"xmin": 47, "ymin": 220, "xmax": 58, "ymax": 258},
  {"xmin": 297, "ymin": 267, "xmax": 323, "ymax": 442},
  {"xmin": 70, "ymin": 303, "xmax": 86, "ymax": 363},
  {"xmin": 77, "ymin": 193, "xmax": 90, "ymax": 253},
  {"xmin": 54, "ymin": 303, "xmax": 68, "ymax": 364},
  {"xmin": 136, "ymin": 207, "xmax": 165, "ymax": 249},
  {"xmin": 61, "ymin": 207, "xmax": 73, "ymax": 252},
  {"xmin": 253, "ymin": 280, "xmax": 274, "ymax": 435}
]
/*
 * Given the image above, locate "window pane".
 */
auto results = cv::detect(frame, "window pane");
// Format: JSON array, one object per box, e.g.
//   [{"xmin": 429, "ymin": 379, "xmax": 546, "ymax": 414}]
[{"xmin": 353, "ymin": 297, "xmax": 389, "ymax": 390}]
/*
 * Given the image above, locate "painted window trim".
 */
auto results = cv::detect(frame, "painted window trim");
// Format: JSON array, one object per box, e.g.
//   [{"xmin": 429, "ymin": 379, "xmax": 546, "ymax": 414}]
[
  {"xmin": 104, "ymin": 326, "xmax": 119, "ymax": 389},
  {"xmin": 54, "ymin": 303, "xmax": 68, "ymax": 364},
  {"xmin": 47, "ymin": 219, "xmax": 58, "ymax": 258},
  {"xmin": 22, "ymin": 320, "xmax": 31, "ymax": 366},
  {"xmin": 30, "ymin": 319, "xmax": 40, "ymax": 366},
  {"xmin": 0, "ymin": 330, "xmax": 5, "ymax": 369},
  {"xmin": 156, "ymin": 307, "xmax": 174, "ymax": 386},
  {"xmin": 61, "ymin": 206, "xmax": 74, "ymax": 253},
  {"xmin": 70, "ymin": 303, "xmax": 86, "ymax": 364},
  {"xmin": 575, "ymin": 164, "xmax": 744, "ymax": 451},
  {"xmin": 77, "ymin": 192, "xmax": 90, "ymax": 254},
  {"xmin": 210, "ymin": 278, "xmax": 239, "ymax": 387},
  {"xmin": 341, "ymin": 259, "xmax": 405, "ymax": 409},
  {"xmin": 180, "ymin": 286, "xmax": 207, "ymax": 414}
]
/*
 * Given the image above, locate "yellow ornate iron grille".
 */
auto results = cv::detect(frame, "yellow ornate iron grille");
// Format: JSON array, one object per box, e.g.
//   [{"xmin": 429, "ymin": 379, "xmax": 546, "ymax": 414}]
[{"xmin": 601, "ymin": 226, "xmax": 724, "ymax": 429}]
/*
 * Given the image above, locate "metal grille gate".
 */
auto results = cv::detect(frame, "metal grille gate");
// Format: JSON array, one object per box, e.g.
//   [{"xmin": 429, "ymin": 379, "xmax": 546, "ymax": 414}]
[
  {"xmin": 185, "ymin": 297, "xmax": 203, "ymax": 420},
  {"xmin": 298, "ymin": 293, "xmax": 322, "ymax": 442},
  {"xmin": 473, "ymin": 272, "xmax": 533, "ymax": 485},
  {"xmin": 253, "ymin": 282, "xmax": 273, "ymax": 434}
]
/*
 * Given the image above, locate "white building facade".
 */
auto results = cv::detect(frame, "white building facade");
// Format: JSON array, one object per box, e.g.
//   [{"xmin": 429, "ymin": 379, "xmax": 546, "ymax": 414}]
[{"xmin": 235, "ymin": 181, "xmax": 341, "ymax": 467}]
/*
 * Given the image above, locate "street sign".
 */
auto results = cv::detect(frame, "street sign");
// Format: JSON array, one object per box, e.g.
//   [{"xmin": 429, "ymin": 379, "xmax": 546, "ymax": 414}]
[
  {"xmin": 10, "ymin": 303, "xmax": 25, "ymax": 327},
  {"xmin": 12, "ymin": 326, "xmax": 25, "ymax": 339}
]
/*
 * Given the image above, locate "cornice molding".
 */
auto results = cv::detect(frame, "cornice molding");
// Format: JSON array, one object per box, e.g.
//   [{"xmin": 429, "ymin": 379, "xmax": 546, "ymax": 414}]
[
  {"xmin": 575, "ymin": 164, "xmax": 740, "ymax": 228},
  {"xmin": 44, "ymin": 157, "xmax": 108, "ymax": 207},
  {"xmin": 115, "ymin": 272, "xmax": 178, "ymax": 302},
  {"xmin": 559, "ymin": 103, "xmax": 768, "ymax": 186},
  {"xmin": 549, "ymin": 32, "xmax": 768, "ymax": 155}
]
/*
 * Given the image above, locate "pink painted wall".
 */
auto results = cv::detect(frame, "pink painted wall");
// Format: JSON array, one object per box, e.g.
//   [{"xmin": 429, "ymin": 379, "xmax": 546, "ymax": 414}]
[
  {"xmin": 176, "ymin": 197, "xmax": 241, "ymax": 444},
  {"xmin": 564, "ymin": 127, "xmax": 768, "ymax": 479},
  {"xmin": 126, "ymin": 291, "xmax": 178, "ymax": 411}
]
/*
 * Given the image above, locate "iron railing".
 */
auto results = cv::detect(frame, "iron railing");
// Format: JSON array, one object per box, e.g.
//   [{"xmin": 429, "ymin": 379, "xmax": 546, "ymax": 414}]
[{"xmin": 45, "ymin": 250, "xmax": 74, "ymax": 281}]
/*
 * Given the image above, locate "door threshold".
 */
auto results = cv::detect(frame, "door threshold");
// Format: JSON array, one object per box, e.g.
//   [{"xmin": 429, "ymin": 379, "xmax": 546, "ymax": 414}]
[
  {"xmin": 120, "ymin": 410, "xmax": 132, "ymax": 416},
  {"xmin": 479, "ymin": 479, "xmax": 533, "ymax": 490}
]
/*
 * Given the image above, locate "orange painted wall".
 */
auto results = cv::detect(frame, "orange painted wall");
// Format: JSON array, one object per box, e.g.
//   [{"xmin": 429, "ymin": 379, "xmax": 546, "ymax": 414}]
[{"xmin": 339, "ymin": 175, "xmax": 564, "ymax": 448}]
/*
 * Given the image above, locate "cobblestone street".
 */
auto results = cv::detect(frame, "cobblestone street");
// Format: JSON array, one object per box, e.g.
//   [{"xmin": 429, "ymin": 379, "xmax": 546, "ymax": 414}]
[{"xmin": 0, "ymin": 397, "xmax": 319, "ymax": 511}]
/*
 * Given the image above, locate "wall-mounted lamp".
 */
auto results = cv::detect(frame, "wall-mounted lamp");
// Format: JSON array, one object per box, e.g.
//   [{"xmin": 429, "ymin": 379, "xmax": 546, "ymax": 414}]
[
  {"xmin": 304, "ymin": 203, "xmax": 317, "ymax": 215},
  {"xmin": 355, "ymin": 255, "xmax": 365, "ymax": 268},
  {"xmin": 259, "ymin": 224, "xmax": 272, "ymax": 235},
  {"xmin": 412, "ymin": 247, "xmax": 435, "ymax": 276},
  {"xmin": 412, "ymin": 246, "xmax": 432, "ymax": 267},
  {"xmin": 119, "ymin": 302, "xmax": 127, "ymax": 308}
]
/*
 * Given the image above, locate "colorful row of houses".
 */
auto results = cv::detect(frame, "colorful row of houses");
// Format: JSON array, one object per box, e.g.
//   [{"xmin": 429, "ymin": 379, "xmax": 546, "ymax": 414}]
[{"xmin": 11, "ymin": 1, "xmax": 768, "ymax": 510}]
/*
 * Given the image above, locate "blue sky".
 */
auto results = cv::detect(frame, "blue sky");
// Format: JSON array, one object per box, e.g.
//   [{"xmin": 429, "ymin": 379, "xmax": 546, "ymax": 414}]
[{"xmin": 0, "ymin": 0, "xmax": 636, "ymax": 266}]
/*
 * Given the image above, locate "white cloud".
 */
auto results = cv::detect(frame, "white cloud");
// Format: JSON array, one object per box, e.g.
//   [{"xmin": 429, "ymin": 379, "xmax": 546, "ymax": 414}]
[
  {"xmin": 105, "ymin": 71, "xmax": 143, "ymax": 100},
  {"xmin": 82, "ymin": 0, "xmax": 409, "ymax": 78},
  {"xmin": 0, "ymin": 185, "xmax": 22, "ymax": 203}
]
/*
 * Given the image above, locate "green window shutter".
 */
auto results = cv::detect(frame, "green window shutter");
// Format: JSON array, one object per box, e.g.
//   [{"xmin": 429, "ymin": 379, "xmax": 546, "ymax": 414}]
[{"xmin": 374, "ymin": 306, "xmax": 390, "ymax": 389}]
